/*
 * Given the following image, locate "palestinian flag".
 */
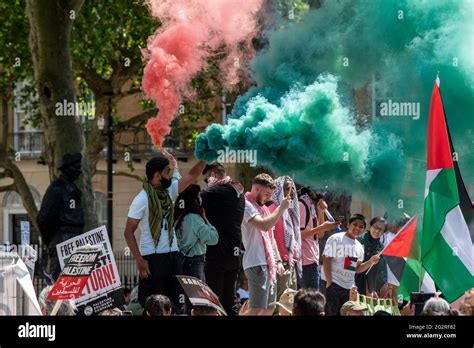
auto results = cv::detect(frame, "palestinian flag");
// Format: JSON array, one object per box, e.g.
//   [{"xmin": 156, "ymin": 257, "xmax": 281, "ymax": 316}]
[
  {"xmin": 382, "ymin": 216, "xmax": 435, "ymax": 300},
  {"xmin": 421, "ymin": 77, "xmax": 474, "ymax": 302},
  {"xmin": 343, "ymin": 256, "xmax": 357, "ymax": 271}
]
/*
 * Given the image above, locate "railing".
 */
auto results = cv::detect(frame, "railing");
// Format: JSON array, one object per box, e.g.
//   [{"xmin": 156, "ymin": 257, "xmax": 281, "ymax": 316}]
[
  {"xmin": 113, "ymin": 128, "xmax": 194, "ymax": 156},
  {"xmin": 8, "ymin": 127, "xmax": 196, "ymax": 161},
  {"xmin": 114, "ymin": 251, "xmax": 139, "ymax": 291}
]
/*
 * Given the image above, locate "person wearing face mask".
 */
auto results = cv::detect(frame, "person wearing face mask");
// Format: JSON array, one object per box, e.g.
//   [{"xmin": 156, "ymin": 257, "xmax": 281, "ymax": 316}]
[
  {"xmin": 355, "ymin": 217, "xmax": 388, "ymax": 296},
  {"xmin": 37, "ymin": 153, "xmax": 85, "ymax": 281},
  {"xmin": 124, "ymin": 151, "xmax": 206, "ymax": 311},
  {"xmin": 321, "ymin": 214, "xmax": 380, "ymax": 315},
  {"xmin": 200, "ymin": 162, "xmax": 245, "ymax": 316},
  {"xmin": 241, "ymin": 173, "xmax": 291, "ymax": 315}
]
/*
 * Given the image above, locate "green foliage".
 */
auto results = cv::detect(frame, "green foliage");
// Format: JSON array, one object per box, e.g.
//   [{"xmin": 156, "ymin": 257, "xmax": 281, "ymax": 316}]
[
  {"xmin": 276, "ymin": 0, "xmax": 310, "ymax": 22},
  {"xmin": 71, "ymin": 0, "xmax": 156, "ymax": 81},
  {"xmin": 1, "ymin": 0, "xmax": 256, "ymax": 153},
  {"xmin": 0, "ymin": 0, "xmax": 39, "ymax": 128},
  {"xmin": 0, "ymin": 0, "xmax": 31, "ymax": 95}
]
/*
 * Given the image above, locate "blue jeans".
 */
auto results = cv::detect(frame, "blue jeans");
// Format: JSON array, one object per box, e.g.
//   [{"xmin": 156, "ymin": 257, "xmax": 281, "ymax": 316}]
[
  {"xmin": 299, "ymin": 263, "xmax": 320, "ymax": 290},
  {"xmin": 183, "ymin": 255, "xmax": 205, "ymax": 281},
  {"xmin": 183, "ymin": 255, "xmax": 205, "ymax": 314}
]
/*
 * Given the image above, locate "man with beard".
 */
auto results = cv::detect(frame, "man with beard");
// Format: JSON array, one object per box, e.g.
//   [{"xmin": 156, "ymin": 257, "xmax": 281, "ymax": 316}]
[
  {"xmin": 124, "ymin": 151, "xmax": 205, "ymax": 312},
  {"xmin": 241, "ymin": 173, "xmax": 290, "ymax": 315},
  {"xmin": 37, "ymin": 153, "xmax": 85, "ymax": 281}
]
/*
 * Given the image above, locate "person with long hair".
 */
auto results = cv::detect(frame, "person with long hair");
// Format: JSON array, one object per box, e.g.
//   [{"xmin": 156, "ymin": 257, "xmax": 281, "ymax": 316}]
[{"xmin": 174, "ymin": 184, "xmax": 218, "ymax": 281}]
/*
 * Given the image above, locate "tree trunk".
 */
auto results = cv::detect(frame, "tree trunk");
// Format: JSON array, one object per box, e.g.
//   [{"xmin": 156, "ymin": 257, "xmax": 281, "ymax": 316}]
[
  {"xmin": 87, "ymin": 95, "xmax": 109, "ymax": 177},
  {"xmin": 1, "ymin": 160, "xmax": 40, "ymax": 233},
  {"xmin": 26, "ymin": 0, "xmax": 97, "ymax": 230}
]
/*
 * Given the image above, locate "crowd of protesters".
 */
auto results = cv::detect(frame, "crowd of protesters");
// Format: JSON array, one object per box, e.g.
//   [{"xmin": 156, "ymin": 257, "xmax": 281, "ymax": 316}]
[{"xmin": 36, "ymin": 154, "xmax": 472, "ymax": 316}]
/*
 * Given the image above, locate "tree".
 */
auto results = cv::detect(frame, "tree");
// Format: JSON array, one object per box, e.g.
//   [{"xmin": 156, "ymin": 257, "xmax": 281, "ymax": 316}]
[{"xmin": 26, "ymin": 0, "xmax": 97, "ymax": 230}]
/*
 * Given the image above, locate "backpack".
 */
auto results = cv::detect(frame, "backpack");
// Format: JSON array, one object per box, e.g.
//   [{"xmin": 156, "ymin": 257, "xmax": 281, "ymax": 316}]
[{"xmin": 298, "ymin": 198, "xmax": 311, "ymax": 230}]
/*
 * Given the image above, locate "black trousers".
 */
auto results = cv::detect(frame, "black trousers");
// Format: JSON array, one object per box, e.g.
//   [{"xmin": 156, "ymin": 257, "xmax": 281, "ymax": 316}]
[
  {"xmin": 138, "ymin": 252, "xmax": 183, "ymax": 312},
  {"xmin": 205, "ymin": 261, "xmax": 238, "ymax": 316},
  {"xmin": 322, "ymin": 281, "xmax": 350, "ymax": 316}
]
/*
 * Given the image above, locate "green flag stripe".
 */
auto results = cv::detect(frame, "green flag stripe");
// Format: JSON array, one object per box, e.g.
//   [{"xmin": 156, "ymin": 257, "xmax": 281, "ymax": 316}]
[
  {"xmin": 423, "ymin": 234, "xmax": 474, "ymax": 302},
  {"xmin": 398, "ymin": 258, "xmax": 421, "ymax": 301},
  {"xmin": 422, "ymin": 168, "xmax": 459, "ymax": 257}
]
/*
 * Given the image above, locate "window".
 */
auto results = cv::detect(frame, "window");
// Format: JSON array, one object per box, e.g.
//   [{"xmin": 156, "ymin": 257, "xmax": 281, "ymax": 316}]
[
  {"xmin": 13, "ymin": 80, "xmax": 42, "ymax": 157},
  {"xmin": 2, "ymin": 186, "xmax": 41, "ymax": 209}
]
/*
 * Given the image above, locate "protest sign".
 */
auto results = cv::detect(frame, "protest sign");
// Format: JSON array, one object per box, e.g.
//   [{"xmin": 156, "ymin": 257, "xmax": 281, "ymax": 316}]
[
  {"xmin": 56, "ymin": 226, "xmax": 124, "ymax": 315},
  {"xmin": 177, "ymin": 276, "xmax": 226, "ymax": 316},
  {"xmin": 20, "ymin": 221, "xmax": 30, "ymax": 246},
  {"xmin": 48, "ymin": 245, "xmax": 100, "ymax": 300},
  {"xmin": 20, "ymin": 245, "xmax": 37, "ymax": 281}
]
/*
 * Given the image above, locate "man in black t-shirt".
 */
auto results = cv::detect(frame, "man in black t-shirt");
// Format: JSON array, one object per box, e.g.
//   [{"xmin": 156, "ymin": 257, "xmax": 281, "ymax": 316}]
[{"xmin": 201, "ymin": 162, "xmax": 245, "ymax": 316}]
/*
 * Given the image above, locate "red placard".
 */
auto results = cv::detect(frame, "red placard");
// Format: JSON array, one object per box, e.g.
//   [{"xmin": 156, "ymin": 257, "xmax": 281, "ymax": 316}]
[{"xmin": 48, "ymin": 247, "xmax": 100, "ymax": 300}]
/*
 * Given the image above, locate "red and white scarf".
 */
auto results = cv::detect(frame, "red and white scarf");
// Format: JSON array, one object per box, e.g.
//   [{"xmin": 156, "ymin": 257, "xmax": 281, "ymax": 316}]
[
  {"xmin": 207, "ymin": 176, "xmax": 244, "ymax": 197},
  {"xmin": 245, "ymin": 192, "xmax": 277, "ymax": 285}
]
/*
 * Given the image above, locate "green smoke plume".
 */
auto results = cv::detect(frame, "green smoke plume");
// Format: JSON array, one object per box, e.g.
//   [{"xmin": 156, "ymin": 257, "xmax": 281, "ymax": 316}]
[{"xmin": 195, "ymin": 0, "xmax": 474, "ymax": 215}]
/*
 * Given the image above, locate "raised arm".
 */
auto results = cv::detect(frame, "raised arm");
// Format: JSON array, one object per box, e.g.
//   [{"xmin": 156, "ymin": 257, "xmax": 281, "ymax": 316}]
[
  {"xmin": 178, "ymin": 160, "xmax": 206, "ymax": 193},
  {"xmin": 161, "ymin": 149, "xmax": 206, "ymax": 193},
  {"xmin": 248, "ymin": 198, "xmax": 290, "ymax": 231}
]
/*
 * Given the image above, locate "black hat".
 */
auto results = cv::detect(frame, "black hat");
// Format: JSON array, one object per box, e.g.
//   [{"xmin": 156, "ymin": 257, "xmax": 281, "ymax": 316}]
[{"xmin": 58, "ymin": 153, "xmax": 82, "ymax": 171}]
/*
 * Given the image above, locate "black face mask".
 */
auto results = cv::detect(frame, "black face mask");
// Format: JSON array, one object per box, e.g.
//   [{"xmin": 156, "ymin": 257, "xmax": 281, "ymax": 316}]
[
  {"xmin": 62, "ymin": 165, "xmax": 82, "ymax": 182},
  {"xmin": 160, "ymin": 176, "xmax": 172, "ymax": 189}
]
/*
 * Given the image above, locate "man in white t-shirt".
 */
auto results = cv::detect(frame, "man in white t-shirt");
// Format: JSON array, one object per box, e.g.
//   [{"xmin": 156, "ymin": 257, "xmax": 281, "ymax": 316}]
[
  {"xmin": 242, "ymin": 173, "xmax": 291, "ymax": 315},
  {"xmin": 124, "ymin": 151, "xmax": 205, "ymax": 310},
  {"xmin": 322, "ymin": 214, "xmax": 380, "ymax": 315}
]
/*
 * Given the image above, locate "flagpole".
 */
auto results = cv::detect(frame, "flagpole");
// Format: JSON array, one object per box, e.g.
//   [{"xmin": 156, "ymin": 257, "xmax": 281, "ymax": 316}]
[
  {"xmin": 418, "ymin": 260, "xmax": 423, "ymax": 291},
  {"xmin": 418, "ymin": 212, "xmax": 423, "ymax": 291}
]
